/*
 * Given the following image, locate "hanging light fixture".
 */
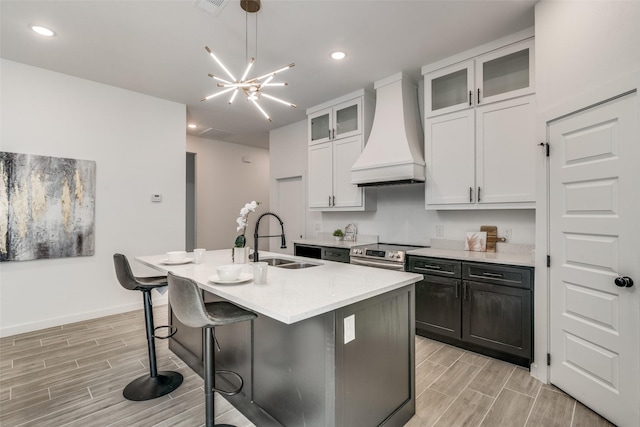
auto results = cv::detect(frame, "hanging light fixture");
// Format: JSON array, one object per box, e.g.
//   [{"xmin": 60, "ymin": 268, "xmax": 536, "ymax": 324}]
[{"xmin": 201, "ymin": 0, "xmax": 296, "ymax": 122}]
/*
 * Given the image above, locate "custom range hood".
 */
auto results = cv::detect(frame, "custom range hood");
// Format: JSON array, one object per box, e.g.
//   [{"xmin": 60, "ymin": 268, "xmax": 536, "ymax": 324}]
[{"xmin": 351, "ymin": 72, "xmax": 425, "ymax": 187}]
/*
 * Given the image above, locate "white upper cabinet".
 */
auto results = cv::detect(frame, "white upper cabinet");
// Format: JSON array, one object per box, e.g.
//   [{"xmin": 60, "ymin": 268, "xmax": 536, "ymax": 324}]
[
  {"xmin": 306, "ymin": 90, "xmax": 376, "ymax": 211},
  {"xmin": 475, "ymin": 40, "xmax": 535, "ymax": 106},
  {"xmin": 308, "ymin": 98, "xmax": 363, "ymax": 144},
  {"xmin": 425, "ymin": 60, "xmax": 474, "ymax": 117},
  {"xmin": 425, "ymin": 39, "xmax": 534, "ymax": 118},
  {"xmin": 423, "ymin": 33, "xmax": 537, "ymax": 210}
]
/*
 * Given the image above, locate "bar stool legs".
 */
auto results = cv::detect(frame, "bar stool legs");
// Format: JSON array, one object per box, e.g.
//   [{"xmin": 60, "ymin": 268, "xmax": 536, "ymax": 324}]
[{"xmin": 123, "ymin": 289, "xmax": 183, "ymax": 401}]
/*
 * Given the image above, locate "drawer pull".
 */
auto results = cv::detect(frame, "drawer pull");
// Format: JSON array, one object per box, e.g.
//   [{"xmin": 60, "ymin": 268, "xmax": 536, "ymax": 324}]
[
  {"xmin": 482, "ymin": 272, "xmax": 504, "ymax": 278},
  {"xmin": 416, "ymin": 265, "xmax": 442, "ymax": 272}
]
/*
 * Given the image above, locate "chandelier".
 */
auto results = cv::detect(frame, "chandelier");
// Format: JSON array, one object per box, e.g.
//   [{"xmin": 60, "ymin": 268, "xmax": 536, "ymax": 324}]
[{"xmin": 201, "ymin": 0, "xmax": 296, "ymax": 122}]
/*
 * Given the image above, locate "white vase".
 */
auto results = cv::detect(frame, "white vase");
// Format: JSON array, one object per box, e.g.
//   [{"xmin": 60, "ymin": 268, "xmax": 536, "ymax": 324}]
[{"xmin": 233, "ymin": 246, "xmax": 249, "ymax": 264}]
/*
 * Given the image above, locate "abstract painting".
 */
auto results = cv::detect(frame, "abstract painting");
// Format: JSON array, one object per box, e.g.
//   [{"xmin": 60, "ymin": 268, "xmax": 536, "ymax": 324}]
[{"xmin": 0, "ymin": 152, "xmax": 96, "ymax": 262}]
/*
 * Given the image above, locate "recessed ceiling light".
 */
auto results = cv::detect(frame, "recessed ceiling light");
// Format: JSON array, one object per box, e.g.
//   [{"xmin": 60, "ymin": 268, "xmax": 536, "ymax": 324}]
[
  {"xmin": 188, "ymin": 123, "xmax": 197, "ymax": 129},
  {"xmin": 30, "ymin": 25, "xmax": 56, "ymax": 37},
  {"xmin": 331, "ymin": 51, "xmax": 346, "ymax": 60}
]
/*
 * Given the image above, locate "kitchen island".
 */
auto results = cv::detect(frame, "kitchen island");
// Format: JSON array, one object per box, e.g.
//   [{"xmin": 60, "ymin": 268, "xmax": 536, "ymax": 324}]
[{"xmin": 136, "ymin": 250, "xmax": 421, "ymax": 427}]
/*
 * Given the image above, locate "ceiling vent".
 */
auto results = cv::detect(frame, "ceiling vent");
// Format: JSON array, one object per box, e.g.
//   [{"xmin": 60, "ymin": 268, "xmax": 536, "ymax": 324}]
[
  {"xmin": 198, "ymin": 127, "xmax": 235, "ymax": 140},
  {"xmin": 193, "ymin": 0, "xmax": 230, "ymax": 16}
]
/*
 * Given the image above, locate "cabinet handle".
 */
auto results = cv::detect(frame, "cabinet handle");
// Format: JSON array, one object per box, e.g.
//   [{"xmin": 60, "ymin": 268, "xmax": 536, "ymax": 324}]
[
  {"xmin": 478, "ymin": 186, "xmax": 481, "ymax": 202},
  {"xmin": 416, "ymin": 265, "xmax": 441, "ymax": 271},
  {"xmin": 482, "ymin": 272, "xmax": 504, "ymax": 278},
  {"xmin": 332, "ymin": 195, "xmax": 335, "ymax": 206},
  {"xmin": 477, "ymin": 88, "xmax": 480, "ymax": 104},
  {"xmin": 328, "ymin": 196, "xmax": 332, "ymax": 206},
  {"xmin": 469, "ymin": 187, "xmax": 473, "ymax": 203},
  {"xmin": 469, "ymin": 90, "xmax": 472, "ymax": 106}
]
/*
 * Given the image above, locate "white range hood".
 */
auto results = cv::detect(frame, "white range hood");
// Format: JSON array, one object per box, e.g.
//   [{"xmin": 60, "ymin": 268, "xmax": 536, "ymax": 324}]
[{"xmin": 351, "ymin": 72, "xmax": 425, "ymax": 187}]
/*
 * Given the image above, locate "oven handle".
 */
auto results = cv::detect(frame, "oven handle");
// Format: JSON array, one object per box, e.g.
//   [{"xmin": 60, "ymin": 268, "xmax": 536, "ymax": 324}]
[{"xmin": 349, "ymin": 258, "xmax": 405, "ymax": 271}]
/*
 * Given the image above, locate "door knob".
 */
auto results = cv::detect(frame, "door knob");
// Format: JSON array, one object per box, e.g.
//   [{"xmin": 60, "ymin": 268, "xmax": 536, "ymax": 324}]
[{"xmin": 614, "ymin": 276, "xmax": 634, "ymax": 288}]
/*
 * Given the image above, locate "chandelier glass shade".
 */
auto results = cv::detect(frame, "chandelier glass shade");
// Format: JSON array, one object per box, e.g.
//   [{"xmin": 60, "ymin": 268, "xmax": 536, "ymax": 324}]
[{"xmin": 200, "ymin": 2, "xmax": 296, "ymax": 122}]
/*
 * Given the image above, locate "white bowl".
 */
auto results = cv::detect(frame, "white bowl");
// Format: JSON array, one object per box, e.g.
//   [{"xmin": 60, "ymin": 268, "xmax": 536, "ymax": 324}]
[
  {"xmin": 167, "ymin": 251, "xmax": 187, "ymax": 262},
  {"xmin": 216, "ymin": 264, "xmax": 243, "ymax": 281}
]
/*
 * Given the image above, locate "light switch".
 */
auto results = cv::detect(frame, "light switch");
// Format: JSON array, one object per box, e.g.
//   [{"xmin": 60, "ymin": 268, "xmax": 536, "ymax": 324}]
[
  {"xmin": 151, "ymin": 194, "xmax": 162, "ymax": 202},
  {"xmin": 344, "ymin": 314, "xmax": 355, "ymax": 344}
]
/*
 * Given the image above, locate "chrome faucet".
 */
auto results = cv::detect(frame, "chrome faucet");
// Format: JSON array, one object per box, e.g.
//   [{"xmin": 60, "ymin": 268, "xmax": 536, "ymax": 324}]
[{"xmin": 253, "ymin": 212, "xmax": 287, "ymax": 263}]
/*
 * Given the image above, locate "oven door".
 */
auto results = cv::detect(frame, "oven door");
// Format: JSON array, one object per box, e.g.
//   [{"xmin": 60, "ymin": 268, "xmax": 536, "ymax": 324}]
[{"xmin": 349, "ymin": 257, "xmax": 405, "ymax": 271}]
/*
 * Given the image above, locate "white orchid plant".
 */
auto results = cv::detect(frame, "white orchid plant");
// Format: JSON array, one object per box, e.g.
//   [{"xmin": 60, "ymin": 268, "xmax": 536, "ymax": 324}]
[{"xmin": 234, "ymin": 200, "xmax": 259, "ymax": 248}]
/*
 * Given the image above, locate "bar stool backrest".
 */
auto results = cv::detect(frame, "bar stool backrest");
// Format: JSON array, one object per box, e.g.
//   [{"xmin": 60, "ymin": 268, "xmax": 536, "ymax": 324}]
[
  {"xmin": 168, "ymin": 272, "xmax": 215, "ymax": 329},
  {"xmin": 113, "ymin": 253, "xmax": 141, "ymax": 291}
]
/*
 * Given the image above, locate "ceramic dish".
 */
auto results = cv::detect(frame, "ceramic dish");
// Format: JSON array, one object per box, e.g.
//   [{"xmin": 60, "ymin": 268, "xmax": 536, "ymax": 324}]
[
  {"xmin": 209, "ymin": 273, "xmax": 253, "ymax": 284},
  {"xmin": 160, "ymin": 258, "xmax": 194, "ymax": 265}
]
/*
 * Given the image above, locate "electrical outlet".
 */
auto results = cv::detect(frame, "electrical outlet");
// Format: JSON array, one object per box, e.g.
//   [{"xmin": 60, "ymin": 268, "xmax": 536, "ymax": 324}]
[
  {"xmin": 151, "ymin": 194, "xmax": 162, "ymax": 202},
  {"xmin": 505, "ymin": 228, "xmax": 512, "ymax": 240},
  {"xmin": 344, "ymin": 314, "xmax": 355, "ymax": 344},
  {"xmin": 436, "ymin": 225, "xmax": 444, "ymax": 237}
]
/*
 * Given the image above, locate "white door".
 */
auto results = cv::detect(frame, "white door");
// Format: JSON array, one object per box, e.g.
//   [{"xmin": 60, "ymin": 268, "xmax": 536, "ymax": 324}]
[
  {"xmin": 549, "ymin": 91, "xmax": 639, "ymax": 427},
  {"xmin": 274, "ymin": 176, "xmax": 304, "ymax": 256}
]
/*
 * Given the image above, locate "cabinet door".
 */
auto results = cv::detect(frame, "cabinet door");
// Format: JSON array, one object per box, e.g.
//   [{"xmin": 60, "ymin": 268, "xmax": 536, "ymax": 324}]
[
  {"xmin": 334, "ymin": 98, "xmax": 362, "ymax": 140},
  {"xmin": 462, "ymin": 280, "xmax": 532, "ymax": 359},
  {"xmin": 425, "ymin": 109, "xmax": 475, "ymax": 206},
  {"xmin": 475, "ymin": 39, "xmax": 534, "ymax": 106},
  {"xmin": 308, "ymin": 142, "xmax": 333, "ymax": 208},
  {"xmin": 476, "ymin": 95, "xmax": 536, "ymax": 204},
  {"xmin": 308, "ymin": 107, "xmax": 332, "ymax": 144},
  {"xmin": 333, "ymin": 136, "xmax": 363, "ymax": 208},
  {"xmin": 415, "ymin": 275, "xmax": 461, "ymax": 339},
  {"xmin": 425, "ymin": 60, "xmax": 474, "ymax": 117}
]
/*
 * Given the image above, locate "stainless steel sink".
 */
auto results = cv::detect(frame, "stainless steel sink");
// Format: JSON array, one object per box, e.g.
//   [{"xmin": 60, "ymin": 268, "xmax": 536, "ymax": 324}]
[
  {"xmin": 260, "ymin": 258, "xmax": 320, "ymax": 269},
  {"xmin": 277, "ymin": 262, "xmax": 320, "ymax": 269},
  {"xmin": 260, "ymin": 257, "xmax": 294, "ymax": 266}
]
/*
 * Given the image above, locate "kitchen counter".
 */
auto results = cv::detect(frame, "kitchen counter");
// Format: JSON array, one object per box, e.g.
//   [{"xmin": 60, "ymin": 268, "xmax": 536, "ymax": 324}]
[
  {"xmin": 407, "ymin": 247, "xmax": 535, "ymax": 267},
  {"xmin": 136, "ymin": 249, "xmax": 419, "ymax": 427},
  {"xmin": 136, "ymin": 249, "xmax": 420, "ymax": 324}
]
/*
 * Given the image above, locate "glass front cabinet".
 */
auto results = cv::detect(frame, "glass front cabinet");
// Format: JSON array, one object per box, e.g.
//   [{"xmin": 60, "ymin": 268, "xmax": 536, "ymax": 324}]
[
  {"xmin": 425, "ymin": 39, "xmax": 534, "ymax": 118},
  {"xmin": 308, "ymin": 98, "xmax": 362, "ymax": 144}
]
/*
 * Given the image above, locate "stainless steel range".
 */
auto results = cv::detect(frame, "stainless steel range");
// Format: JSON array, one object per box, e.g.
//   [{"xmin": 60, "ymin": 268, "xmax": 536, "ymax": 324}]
[{"xmin": 349, "ymin": 243, "xmax": 427, "ymax": 271}]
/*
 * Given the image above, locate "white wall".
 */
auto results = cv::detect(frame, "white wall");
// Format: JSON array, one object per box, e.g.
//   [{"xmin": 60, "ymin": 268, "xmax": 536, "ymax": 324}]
[
  {"xmin": 532, "ymin": 0, "xmax": 640, "ymax": 382},
  {"xmin": 186, "ymin": 135, "xmax": 270, "ymax": 251},
  {"xmin": 0, "ymin": 59, "xmax": 186, "ymax": 337}
]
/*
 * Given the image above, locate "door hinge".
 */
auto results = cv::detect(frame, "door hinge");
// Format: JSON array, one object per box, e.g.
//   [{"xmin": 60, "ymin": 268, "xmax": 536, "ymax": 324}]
[
  {"xmin": 547, "ymin": 255, "xmax": 551, "ymax": 268},
  {"xmin": 547, "ymin": 353, "xmax": 551, "ymax": 366},
  {"xmin": 539, "ymin": 142, "xmax": 550, "ymax": 157}
]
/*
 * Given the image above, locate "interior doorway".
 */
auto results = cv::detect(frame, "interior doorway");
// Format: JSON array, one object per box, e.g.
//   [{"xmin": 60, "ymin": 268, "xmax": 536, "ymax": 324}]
[
  {"xmin": 273, "ymin": 176, "xmax": 304, "ymax": 255},
  {"xmin": 186, "ymin": 152, "xmax": 196, "ymax": 251}
]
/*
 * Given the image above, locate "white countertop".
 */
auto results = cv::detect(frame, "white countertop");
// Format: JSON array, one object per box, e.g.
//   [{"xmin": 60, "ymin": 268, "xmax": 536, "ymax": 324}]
[
  {"xmin": 136, "ymin": 249, "xmax": 421, "ymax": 325},
  {"xmin": 406, "ymin": 247, "xmax": 535, "ymax": 267}
]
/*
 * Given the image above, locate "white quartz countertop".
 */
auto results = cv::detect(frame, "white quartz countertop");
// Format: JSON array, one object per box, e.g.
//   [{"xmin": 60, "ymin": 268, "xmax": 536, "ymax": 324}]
[
  {"xmin": 136, "ymin": 250, "xmax": 421, "ymax": 325},
  {"xmin": 406, "ymin": 247, "xmax": 535, "ymax": 267}
]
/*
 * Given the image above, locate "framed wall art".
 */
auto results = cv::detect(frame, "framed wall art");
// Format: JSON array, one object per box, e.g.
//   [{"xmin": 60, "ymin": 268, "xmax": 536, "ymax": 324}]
[{"xmin": 0, "ymin": 152, "xmax": 96, "ymax": 262}]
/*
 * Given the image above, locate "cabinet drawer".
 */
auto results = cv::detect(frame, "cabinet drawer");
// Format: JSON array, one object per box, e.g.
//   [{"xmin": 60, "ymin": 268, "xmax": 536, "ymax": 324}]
[
  {"xmin": 322, "ymin": 247, "xmax": 350, "ymax": 263},
  {"xmin": 407, "ymin": 256, "xmax": 461, "ymax": 278},
  {"xmin": 462, "ymin": 262, "xmax": 532, "ymax": 289}
]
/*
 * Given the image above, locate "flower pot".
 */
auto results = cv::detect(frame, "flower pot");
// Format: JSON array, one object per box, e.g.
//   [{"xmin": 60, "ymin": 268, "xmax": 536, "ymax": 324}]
[{"xmin": 232, "ymin": 246, "xmax": 249, "ymax": 264}]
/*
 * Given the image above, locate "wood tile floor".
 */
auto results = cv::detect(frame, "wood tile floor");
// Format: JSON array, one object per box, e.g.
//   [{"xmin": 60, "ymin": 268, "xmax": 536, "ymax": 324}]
[{"xmin": 0, "ymin": 305, "xmax": 614, "ymax": 427}]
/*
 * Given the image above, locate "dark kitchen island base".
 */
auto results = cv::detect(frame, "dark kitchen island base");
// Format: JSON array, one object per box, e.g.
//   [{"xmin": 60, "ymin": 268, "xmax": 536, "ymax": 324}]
[{"xmin": 169, "ymin": 284, "xmax": 415, "ymax": 427}]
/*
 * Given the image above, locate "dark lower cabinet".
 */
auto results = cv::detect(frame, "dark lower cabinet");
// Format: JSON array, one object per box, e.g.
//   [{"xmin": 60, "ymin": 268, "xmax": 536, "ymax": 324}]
[
  {"xmin": 294, "ymin": 243, "xmax": 350, "ymax": 263},
  {"xmin": 408, "ymin": 256, "xmax": 533, "ymax": 367}
]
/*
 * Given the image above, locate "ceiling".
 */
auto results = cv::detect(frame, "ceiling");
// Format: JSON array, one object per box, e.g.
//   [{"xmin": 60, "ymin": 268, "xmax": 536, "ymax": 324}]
[{"xmin": 0, "ymin": 0, "xmax": 536, "ymax": 149}]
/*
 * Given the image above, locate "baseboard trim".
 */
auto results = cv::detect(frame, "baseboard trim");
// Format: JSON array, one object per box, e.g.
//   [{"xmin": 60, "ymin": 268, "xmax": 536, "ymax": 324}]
[{"xmin": 0, "ymin": 296, "xmax": 168, "ymax": 338}]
